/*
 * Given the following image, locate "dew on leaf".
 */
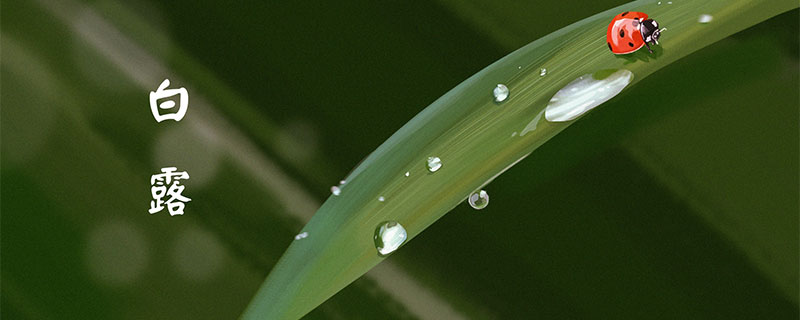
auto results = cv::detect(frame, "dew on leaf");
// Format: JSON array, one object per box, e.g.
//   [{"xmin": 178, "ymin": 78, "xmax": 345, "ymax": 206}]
[{"xmin": 374, "ymin": 221, "xmax": 407, "ymax": 256}]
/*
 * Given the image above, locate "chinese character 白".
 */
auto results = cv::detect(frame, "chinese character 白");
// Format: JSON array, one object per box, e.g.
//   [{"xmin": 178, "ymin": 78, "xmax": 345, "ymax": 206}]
[
  {"xmin": 149, "ymin": 79, "xmax": 188, "ymax": 122},
  {"xmin": 149, "ymin": 167, "xmax": 191, "ymax": 216}
]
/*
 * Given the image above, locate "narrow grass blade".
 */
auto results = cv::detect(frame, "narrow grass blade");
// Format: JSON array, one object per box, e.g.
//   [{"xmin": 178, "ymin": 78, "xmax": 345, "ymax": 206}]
[{"xmin": 242, "ymin": 0, "xmax": 798, "ymax": 318}]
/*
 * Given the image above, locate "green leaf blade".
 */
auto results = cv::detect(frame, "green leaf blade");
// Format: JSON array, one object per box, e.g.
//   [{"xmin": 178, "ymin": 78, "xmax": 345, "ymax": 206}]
[{"xmin": 242, "ymin": 0, "xmax": 798, "ymax": 318}]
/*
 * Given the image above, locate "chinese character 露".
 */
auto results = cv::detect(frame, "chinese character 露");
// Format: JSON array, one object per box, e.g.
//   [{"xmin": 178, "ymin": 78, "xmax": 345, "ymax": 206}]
[
  {"xmin": 149, "ymin": 79, "xmax": 188, "ymax": 122},
  {"xmin": 149, "ymin": 167, "xmax": 191, "ymax": 216}
]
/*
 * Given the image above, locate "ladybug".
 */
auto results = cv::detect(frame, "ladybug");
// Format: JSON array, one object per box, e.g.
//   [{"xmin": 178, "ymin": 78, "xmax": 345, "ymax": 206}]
[{"xmin": 606, "ymin": 11, "xmax": 665, "ymax": 54}]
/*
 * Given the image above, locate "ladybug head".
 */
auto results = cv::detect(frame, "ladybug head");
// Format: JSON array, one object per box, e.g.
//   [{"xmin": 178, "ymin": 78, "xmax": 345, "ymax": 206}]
[{"xmin": 640, "ymin": 19, "xmax": 666, "ymax": 45}]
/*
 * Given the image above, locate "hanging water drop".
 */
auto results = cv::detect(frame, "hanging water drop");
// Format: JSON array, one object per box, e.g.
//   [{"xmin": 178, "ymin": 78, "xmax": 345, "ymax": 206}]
[
  {"xmin": 339, "ymin": 180, "xmax": 347, "ymax": 185},
  {"xmin": 378, "ymin": 196, "xmax": 385, "ymax": 202},
  {"xmin": 404, "ymin": 171, "xmax": 410, "ymax": 177},
  {"xmin": 374, "ymin": 221, "xmax": 407, "ymax": 256},
  {"xmin": 539, "ymin": 68, "xmax": 547, "ymax": 77},
  {"xmin": 426, "ymin": 157, "xmax": 442, "ymax": 172},
  {"xmin": 493, "ymin": 84, "xmax": 509, "ymax": 103},
  {"xmin": 468, "ymin": 190, "xmax": 489, "ymax": 210},
  {"xmin": 698, "ymin": 14, "xmax": 713, "ymax": 24},
  {"xmin": 331, "ymin": 185, "xmax": 341, "ymax": 196}
]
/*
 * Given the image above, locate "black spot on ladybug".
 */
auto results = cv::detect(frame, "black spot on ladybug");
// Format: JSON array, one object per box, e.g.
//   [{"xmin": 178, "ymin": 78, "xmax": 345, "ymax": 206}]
[
  {"xmin": 607, "ymin": 42, "xmax": 612, "ymax": 51},
  {"xmin": 622, "ymin": 11, "xmax": 629, "ymax": 16},
  {"xmin": 619, "ymin": 30, "xmax": 625, "ymax": 38},
  {"xmin": 628, "ymin": 42, "xmax": 634, "ymax": 47}
]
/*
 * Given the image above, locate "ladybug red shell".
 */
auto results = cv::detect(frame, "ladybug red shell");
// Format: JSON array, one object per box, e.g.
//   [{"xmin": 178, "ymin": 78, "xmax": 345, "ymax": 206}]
[{"xmin": 606, "ymin": 11, "xmax": 664, "ymax": 54}]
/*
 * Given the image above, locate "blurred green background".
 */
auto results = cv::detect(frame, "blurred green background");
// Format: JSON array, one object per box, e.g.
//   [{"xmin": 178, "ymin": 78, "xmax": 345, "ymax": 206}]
[{"xmin": 2, "ymin": 0, "xmax": 797, "ymax": 319}]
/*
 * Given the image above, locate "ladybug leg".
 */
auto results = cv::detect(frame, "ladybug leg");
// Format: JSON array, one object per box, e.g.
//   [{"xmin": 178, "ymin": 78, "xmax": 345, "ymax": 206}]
[{"xmin": 644, "ymin": 42, "xmax": 653, "ymax": 53}]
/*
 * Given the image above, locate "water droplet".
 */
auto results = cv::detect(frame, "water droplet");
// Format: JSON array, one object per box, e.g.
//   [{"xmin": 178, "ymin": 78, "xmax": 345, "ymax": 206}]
[
  {"xmin": 667, "ymin": 1, "xmax": 672, "ymax": 4},
  {"xmin": 517, "ymin": 66, "xmax": 522, "ymax": 70},
  {"xmin": 426, "ymin": 157, "xmax": 442, "ymax": 172},
  {"xmin": 331, "ymin": 185, "xmax": 341, "ymax": 196},
  {"xmin": 374, "ymin": 221, "xmax": 407, "ymax": 256},
  {"xmin": 378, "ymin": 196, "xmax": 385, "ymax": 202},
  {"xmin": 698, "ymin": 14, "xmax": 713, "ymax": 24},
  {"xmin": 493, "ymin": 84, "xmax": 509, "ymax": 103},
  {"xmin": 657, "ymin": 1, "xmax": 661, "ymax": 4},
  {"xmin": 404, "ymin": 171, "xmax": 410, "ymax": 177},
  {"xmin": 539, "ymin": 68, "xmax": 547, "ymax": 77},
  {"xmin": 294, "ymin": 232, "xmax": 308, "ymax": 240},
  {"xmin": 545, "ymin": 69, "xmax": 633, "ymax": 122},
  {"xmin": 511, "ymin": 131, "xmax": 518, "ymax": 137},
  {"xmin": 339, "ymin": 180, "xmax": 347, "ymax": 185},
  {"xmin": 468, "ymin": 190, "xmax": 489, "ymax": 210}
]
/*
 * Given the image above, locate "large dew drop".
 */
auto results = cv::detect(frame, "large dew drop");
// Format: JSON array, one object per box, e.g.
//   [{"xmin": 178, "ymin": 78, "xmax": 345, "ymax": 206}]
[
  {"xmin": 468, "ymin": 190, "xmax": 489, "ymax": 210},
  {"xmin": 330, "ymin": 185, "xmax": 341, "ymax": 196},
  {"xmin": 493, "ymin": 84, "xmax": 509, "ymax": 103},
  {"xmin": 374, "ymin": 221, "xmax": 407, "ymax": 256},
  {"xmin": 545, "ymin": 69, "xmax": 633, "ymax": 122},
  {"xmin": 427, "ymin": 156, "xmax": 442, "ymax": 172}
]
